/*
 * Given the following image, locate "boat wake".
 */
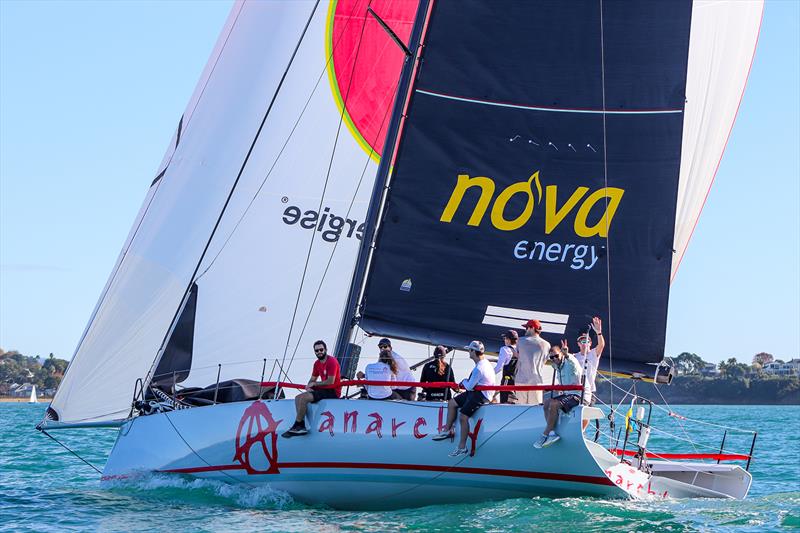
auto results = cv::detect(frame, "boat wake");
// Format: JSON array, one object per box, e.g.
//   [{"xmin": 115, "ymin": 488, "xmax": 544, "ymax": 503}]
[{"xmin": 102, "ymin": 473, "xmax": 295, "ymax": 509}]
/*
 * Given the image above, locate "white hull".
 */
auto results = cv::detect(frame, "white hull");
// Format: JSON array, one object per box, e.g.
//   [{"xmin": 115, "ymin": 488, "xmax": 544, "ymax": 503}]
[{"xmin": 103, "ymin": 400, "xmax": 751, "ymax": 509}]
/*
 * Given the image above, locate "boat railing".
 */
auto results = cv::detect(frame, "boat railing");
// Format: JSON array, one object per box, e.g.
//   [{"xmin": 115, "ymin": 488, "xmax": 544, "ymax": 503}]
[{"xmin": 591, "ymin": 384, "xmax": 757, "ymax": 471}]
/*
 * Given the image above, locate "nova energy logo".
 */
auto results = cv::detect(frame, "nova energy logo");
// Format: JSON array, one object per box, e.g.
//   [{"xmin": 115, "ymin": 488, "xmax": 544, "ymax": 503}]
[{"xmin": 439, "ymin": 171, "xmax": 624, "ymax": 270}]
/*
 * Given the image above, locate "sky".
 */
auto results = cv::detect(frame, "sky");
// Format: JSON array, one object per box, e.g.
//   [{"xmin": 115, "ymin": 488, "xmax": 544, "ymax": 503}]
[{"xmin": 0, "ymin": 0, "xmax": 798, "ymax": 365}]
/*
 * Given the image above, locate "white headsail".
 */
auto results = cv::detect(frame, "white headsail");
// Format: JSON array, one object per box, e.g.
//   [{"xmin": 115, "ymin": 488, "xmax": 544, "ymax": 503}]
[
  {"xmin": 673, "ymin": 0, "xmax": 764, "ymax": 279},
  {"xmin": 49, "ymin": 0, "xmax": 405, "ymax": 424}
]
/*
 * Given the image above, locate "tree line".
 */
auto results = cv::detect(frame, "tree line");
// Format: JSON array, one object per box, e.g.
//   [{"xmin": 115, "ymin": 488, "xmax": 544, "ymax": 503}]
[
  {"xmin": 0, "ymin": 349, "xmax": 68, "ymax": 394},
  {"xmin": 672, "ymin": 351, "xmax": 789, "ymax": 380}
]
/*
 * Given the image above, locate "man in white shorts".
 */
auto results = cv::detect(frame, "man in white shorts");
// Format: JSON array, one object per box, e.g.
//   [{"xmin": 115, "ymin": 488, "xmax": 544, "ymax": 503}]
[{"xmin": 515, "ymin": 319, "xmax": 550, "ymax": 404}]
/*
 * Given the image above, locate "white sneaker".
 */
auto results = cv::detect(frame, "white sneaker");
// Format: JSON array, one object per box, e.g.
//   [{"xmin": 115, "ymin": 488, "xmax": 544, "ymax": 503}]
[
  {"xmin": 533, "ymin": 434, "xmax": 548, "ymax": 449},
  {"xmin": 541, "ymin": 433, "xmax": 561, "ymax": 448},
  {"xmin": 432, "ymin": 430, "xmax": 454, "ymax": 442},
  {"xmin": 449, "ymin": 447, "xmax": 468, "ymax": 457}
]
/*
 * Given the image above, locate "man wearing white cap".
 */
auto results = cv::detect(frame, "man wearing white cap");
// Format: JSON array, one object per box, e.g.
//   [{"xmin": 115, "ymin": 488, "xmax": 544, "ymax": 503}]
[{"xmin": 432, "ymin": 340, "xmax": 496, "ymax": 457}]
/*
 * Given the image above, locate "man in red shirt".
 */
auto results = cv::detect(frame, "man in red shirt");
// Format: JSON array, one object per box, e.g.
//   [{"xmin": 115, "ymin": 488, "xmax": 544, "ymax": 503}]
[{"xmin": 282, "ymin": 340, "xmax": 341, "ymax": 437}]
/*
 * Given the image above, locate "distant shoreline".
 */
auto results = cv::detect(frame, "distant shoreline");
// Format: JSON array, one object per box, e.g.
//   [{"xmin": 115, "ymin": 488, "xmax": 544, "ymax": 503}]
[{"xmin": 0, "ymin": 397, "xmax": 53, "ymax": 403}]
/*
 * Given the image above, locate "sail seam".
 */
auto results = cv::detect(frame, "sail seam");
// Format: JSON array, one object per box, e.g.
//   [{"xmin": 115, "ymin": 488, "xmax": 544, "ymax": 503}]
[{"xmin": 416, "ymin": 89, "xmax": 684, "ymax": 115}]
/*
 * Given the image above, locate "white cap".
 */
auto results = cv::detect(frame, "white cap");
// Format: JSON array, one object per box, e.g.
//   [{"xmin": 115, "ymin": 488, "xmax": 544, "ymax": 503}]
[{"xmin": 464, "ymin": 340, "xmax": 485, "ymax": 353}]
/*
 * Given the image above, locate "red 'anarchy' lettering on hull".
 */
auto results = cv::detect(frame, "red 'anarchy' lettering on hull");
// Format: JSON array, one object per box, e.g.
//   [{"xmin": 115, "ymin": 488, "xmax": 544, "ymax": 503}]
[{"xmin": 158, "ymin": 461, "xmax": 615, "ymax": 487}]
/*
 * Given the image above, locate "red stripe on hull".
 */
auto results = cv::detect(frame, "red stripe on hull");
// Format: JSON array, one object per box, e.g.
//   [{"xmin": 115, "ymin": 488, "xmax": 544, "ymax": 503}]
[{"xmin": 160, "ymin": 461, "xmax": 614, "ymax": 486}]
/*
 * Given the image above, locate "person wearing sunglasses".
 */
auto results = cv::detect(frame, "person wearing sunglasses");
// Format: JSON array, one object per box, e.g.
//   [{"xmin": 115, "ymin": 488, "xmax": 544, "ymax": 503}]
[
  {"xmin": 573, "ymin": 316, "xmax": 605, "ymax": 406},
  {"xmin": 534, "ymin": 343, "xmax": 583, "ymax": 449},
  {"xmin": 282, "ymin": 340, "xmax": 341, "ymax": 438}
]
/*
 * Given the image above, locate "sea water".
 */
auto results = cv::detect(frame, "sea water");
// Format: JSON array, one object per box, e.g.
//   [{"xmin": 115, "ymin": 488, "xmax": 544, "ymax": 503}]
[{"xmin": 1, "ymin": 404, "xmax": 798, "ymax": 532}]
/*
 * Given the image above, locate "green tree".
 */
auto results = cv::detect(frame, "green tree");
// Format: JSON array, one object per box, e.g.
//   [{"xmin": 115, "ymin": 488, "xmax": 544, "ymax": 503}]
[
  {"xmin": 721, "ymin": 357, "xmax": 749, "ymax": 380},
  {"xmin": 674, "ymin": 352, "xmax": 705, "ymax": 375}
]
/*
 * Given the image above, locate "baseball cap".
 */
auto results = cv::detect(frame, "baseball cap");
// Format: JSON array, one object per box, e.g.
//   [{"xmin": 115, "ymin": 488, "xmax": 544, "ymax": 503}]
[
  {"xmin": 378, "ymin": 338, "xmax": 392, "ymax": 347},
  {"xmin": 433, "ymin": 345, "xmax": 447, "ymax": 358},
  {"xmin": 521, "ymin": 319, "xmax": 542, "ymax": 330},
  {"xmin": 501, "ymin": 329, "xmax": 519, "ymax": 340},
  {"xmin": 464, "ymin": 340, "xmax": 485, "ymax": 353}
]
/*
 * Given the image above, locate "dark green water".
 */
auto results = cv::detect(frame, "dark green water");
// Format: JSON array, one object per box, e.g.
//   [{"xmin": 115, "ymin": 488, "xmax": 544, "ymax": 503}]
[{"xmin": 1, "ymin": 404, "xmax": 798, "ymax": 532}]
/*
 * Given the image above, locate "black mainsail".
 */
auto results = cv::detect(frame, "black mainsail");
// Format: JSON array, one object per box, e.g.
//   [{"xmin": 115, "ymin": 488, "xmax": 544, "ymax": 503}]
[{"xmin": 351, "ymin": 0, "xmax": 695, "ymax": 380}]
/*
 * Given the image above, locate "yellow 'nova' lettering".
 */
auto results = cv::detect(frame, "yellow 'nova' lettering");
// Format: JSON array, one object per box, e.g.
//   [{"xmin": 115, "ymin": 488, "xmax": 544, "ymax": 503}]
[{"xmin": 440, "ymin": 172, "xmax": 624, "ymax": 238}]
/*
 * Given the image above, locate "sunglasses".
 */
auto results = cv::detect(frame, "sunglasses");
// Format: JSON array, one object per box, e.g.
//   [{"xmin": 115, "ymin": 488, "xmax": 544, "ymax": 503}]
[
  {"xmin": 378, "ymin": 345, "xmax": 390, "ymax": 349},
  {"xmin": 314, "ymin": 348, "xmax": 325, "ymax": 353},
  {"xmin": 578, "ymin": 339, "xmax": 590, "ymax": 344}
]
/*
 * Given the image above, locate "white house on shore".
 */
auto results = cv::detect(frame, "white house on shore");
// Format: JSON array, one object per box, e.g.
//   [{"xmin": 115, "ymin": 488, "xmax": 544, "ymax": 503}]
[{"xmin": 762, "ymin": 359, "xmax": 800, "ymax": 376}]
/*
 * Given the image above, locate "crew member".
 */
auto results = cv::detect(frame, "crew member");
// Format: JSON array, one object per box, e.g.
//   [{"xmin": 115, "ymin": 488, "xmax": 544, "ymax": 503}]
[
  {"xmin": 534, "ymin": 344, "xmax": 582, "ymax": 448},
  {"xmin": 432, "ymin": 341, "xmax": 496, "ymax": 457},
  {"xmin": 516, "ymin": 319, "xmax": 550, "ymax": 404},
  {"xmin": 282, "ymin": 340, "xmax": 341, "ymax": 437},
  {"xmin": 378, "ymin": 338, "xmax": 416, "ymax": 400},
  {"xmin": 419, "ymin": 345, "xmax": 455, "ymax": 401}
]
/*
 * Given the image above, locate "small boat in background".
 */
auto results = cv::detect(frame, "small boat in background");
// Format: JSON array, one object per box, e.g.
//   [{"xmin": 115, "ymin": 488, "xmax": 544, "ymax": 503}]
[{"xmin": 29, "ymin": 385, "xmax": 38, "ymax": 404}]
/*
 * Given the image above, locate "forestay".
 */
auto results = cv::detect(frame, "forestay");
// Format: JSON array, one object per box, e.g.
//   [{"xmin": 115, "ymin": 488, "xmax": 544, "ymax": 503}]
[{"xmin": 49, "ymin": 0, "xmax": 416, "ymax": 424}]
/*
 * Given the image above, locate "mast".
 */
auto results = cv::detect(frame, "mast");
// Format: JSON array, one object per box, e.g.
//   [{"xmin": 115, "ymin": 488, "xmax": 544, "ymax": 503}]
[{"xmin": 333, "ymin": 0, "xmax": 432, "ymax": 359}]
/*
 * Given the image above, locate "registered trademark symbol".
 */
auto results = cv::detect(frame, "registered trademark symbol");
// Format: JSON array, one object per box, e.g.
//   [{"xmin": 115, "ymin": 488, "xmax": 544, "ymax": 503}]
[{"xmin": 281, "ymin": 196, "xmax": 288, "ymax": 203}]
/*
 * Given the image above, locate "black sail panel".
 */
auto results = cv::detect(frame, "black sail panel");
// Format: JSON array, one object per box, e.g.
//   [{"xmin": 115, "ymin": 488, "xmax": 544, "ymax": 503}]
[{"xmin": 359, "ymin": 1, "xmax": 693, "ymax": 376}]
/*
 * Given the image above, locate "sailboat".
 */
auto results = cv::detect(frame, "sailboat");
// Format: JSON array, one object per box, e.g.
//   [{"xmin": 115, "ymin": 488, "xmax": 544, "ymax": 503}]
[
  {"xmin": 40, "ymin": 0, "xmax": 764, "ymax": 509},
  {"xmin": 29, "ymin": 385, "xmax": 38, "ymax": 404}
]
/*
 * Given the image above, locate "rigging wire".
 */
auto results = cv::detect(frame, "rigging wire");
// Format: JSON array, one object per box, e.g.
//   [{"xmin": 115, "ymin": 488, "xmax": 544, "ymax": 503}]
[
  {"xmin": 38, "ymin": 429, "xmax": 103, "ymax": 475},
  {"xmin": 597, "ymin": 0, "xmax": 615, "ymax": 414},
  {"xmin": 279, "ymin": 0, "xmax": 376, "ymax": 377},
  {"xmin": 162, "ymin": 411, "xmax": 257, "ymax": 489},
  {"xmin": 652, "ymin": 381, "xmax": 701, "ymax": 455},
  {"xmin": 283, "ymin": 64, "xmax": 402, "ymax": 371},
  {"xmin": 193, "ymin": 0, "xmax": 369, "ymax": 282}
]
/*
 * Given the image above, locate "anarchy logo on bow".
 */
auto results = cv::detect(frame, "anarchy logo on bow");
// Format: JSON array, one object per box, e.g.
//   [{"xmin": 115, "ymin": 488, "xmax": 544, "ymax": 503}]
[{"xmin": 233, "ymin": 401, "xmax": 283, "ymax": 474}]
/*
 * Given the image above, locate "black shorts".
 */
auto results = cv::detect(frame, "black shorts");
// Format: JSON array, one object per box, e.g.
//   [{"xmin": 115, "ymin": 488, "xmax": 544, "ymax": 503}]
[
  {"xmin": 553, "ymin": 393, "xmax": 581, "ymax": 413},
  {"xmin": 395, "ymin": 388, "xmax": 415, "ymax": 401},
  {"xmin": 454, "ymin": 390, "xmax": 488, "ymax": 417},
  {"xmin": 310, "ymin": 388, "xmax": 338, "ymax": 403},
  {"xmin": 499, "ymin": 374, "xmax": 516, "ymax": 404}
]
